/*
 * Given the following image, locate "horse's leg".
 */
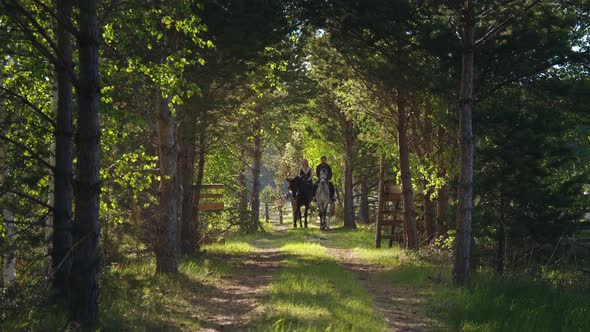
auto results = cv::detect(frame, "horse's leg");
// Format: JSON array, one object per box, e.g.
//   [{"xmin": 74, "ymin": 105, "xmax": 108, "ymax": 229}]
[
  {"xmin": 323, "ymin": 204, "xmax": 327, "ymax": 230},
  {"xmin": 304, "ymin": 204, "xmax": 308, "ymax": 228},
  {"xmin": 300, "ymin": 205, "xmax": 304, "ymax": 228},
  {"xmin": 321, "ymin": 203, "xmax": 325, "ymax": 230},
  {"xmin": 325, "ymin": 203, "xmax": 329, "ymax": 230},
  {"xmin": 318, "ymin": 207, "xmax": 323, "ymax": 230},
  {"xmin": 293, "ymin": 205, "xmax": 299, "ymax": 228},
  {"xmin": 326, "ymin": 203, "xmax": 330, "ymax": 230}
]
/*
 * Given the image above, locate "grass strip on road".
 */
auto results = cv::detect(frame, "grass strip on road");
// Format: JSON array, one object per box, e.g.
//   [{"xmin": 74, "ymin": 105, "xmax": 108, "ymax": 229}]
[{"xmin": 255, "ymin": 239, "xmax": 389, "ymax": 332}]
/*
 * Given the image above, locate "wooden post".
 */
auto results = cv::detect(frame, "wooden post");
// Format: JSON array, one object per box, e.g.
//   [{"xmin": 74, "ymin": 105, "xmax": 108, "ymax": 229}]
[
  {"xmin": 375, "ymin": 153, "xmax": 385, "ymax": 248},
  {"xmin": 388, "ymin": 199, "xmax": 398, "ymax": 248}
]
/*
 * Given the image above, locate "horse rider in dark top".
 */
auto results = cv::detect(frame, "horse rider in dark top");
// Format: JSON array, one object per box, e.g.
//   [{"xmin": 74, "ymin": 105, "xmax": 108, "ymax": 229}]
[{"xmin": 313, "ymin": 156, "xmax": 336, "ymax": 202}]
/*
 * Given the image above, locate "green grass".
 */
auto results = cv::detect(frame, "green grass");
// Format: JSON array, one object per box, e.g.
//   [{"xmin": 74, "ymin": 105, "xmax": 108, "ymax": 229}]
[
  {"xmin": 320, "ymin": 226, "xmax": 439, "ymax": 284},
  {"xmin": 6, "ymin": 224, "xmax": 590, "ymax": 331},
  {"xmin": 256, "ymin": 242, "xmax": 388, "ymax": 332},
  {"xmin": 237, "ymin": 224, "xmax": 327, "ymax": 249},
  {"xmin": 99, "ymin": 238, "xmax": 256, "ymax": 330},
  {"xmin": 430, "ymin": 274, "xmax": 590, "ymax": 332},
  {"xmin": 0, "ymin": 302, "xmax": 69, "ymax": 331},
  {"xmin": 317, "ymin": 225, "xmax": 375, "ymax": 249},
  {"xmin": 354, "ymin": 246, "xmax": 410, "ymax": 265},
  {"xmin": 219, "ymin": 225, "xmax": 392, "ymax": 331},
  {"xmin": 100, "ymin": 257, "xmax": 215, "ymax": 329},
  {"xmin": 203, "ymin": 240, "xmax": 255, "ymax": 255},
  {"xmin": 314, "ymin": 226, "xmax": 590, "ymax": 332}
]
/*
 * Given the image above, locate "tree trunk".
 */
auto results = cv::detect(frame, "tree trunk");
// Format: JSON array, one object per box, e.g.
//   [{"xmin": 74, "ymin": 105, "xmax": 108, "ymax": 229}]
[
  {"xmin": 343, "ymin": 119, "xmax": 356, "ymax": 229},
  {"xmin": 0, "ymin": 44, "xmax": 15, "ymax": 290},
  {"xmin": 397, "ymin": 93, "xmax": 418, "ymax": 250},
  {"xmin": 52, "ymin": 0, "xmax": 73, "ymax": 300},
  {"xmin": 496, "ymin": 222, "xmax": 505, "ymax": 275},
  {"xmin": 250, "ymin": 118, "xmax": 262, "ymax": 231},
  {"xmin": 375, "ymin": 153, "xmax": 385, "ymax": 248},
  {"xmin": 421, "ymin": 105, "xmax": 435, "ymax": 244},
  {"xmin": 238, "ymin": 147, "xmax": 249, "ymax": 221},
  {"xmin": 153, "ymin": 24, "xmax": 181, "ymax": 272},
  {"xmin": 178, "ymin": 100, "xmax": 198, "ymax": 254},
  {"xmin": 496, "ymin": 192, "xmax": 507, "ymax": 274},
  {"xmin": 71, "ymin": 0, "xmax": 100, "ymax": 325},
  {"xmin": 436, "ymin": 183, "xmax": 449, "ymax": 237},
  {"xmin": 1, "ymin": 95, "xmax": 15, "ymax": 288},
  {"xmin": 436, "ymin": 125, "xmax": 449, "ymax": 238},
  {"xmin": 358, "ymin": 174, "xmax": 370, "ymax": 224},
  {"xmin": 423, "ymin": 180, "xmax": 436, "ymax": 244},
  {"xmin": 2, "ymin": 207, "xmax": 15, "ymax": 288},
  {"xmin": 193, "ymin": 115, "xmax": 207, "ymax": 248},
  {"xmin": 45, "ymin": 79, "xmax": 57, "ymax": 282},
  {"xmin": 154, "ymin": 91, "xmax": 180, "ymax": 273},
  {"xmin": 453, "ymin": 2, "xmax": 475, "ymax": 285},
  {"xmin": 505, "ymin": 224, "xmax": 512, "ymax": 271}
]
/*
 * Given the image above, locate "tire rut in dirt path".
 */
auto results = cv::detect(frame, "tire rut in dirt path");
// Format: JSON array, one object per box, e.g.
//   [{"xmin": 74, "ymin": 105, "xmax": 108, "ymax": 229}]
[
  {"xmin": 326, "ymin": 248, "xmax": 440, "ymax": 332},
  {"xmin": 197, "ymin": 248, "xmax": 285, "ymax": 331}
]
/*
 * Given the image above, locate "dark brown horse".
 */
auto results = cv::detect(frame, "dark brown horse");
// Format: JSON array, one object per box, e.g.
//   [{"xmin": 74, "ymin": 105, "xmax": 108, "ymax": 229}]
[{"xmin": 287, "ymin": 176, "xmax": 313, "ymax": 228}]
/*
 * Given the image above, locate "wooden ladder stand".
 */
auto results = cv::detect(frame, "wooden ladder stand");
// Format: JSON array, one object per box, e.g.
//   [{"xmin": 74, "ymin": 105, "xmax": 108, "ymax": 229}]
[{"xmin": 375, "ymin": 157, "xmax": 404, "ymax": 248}]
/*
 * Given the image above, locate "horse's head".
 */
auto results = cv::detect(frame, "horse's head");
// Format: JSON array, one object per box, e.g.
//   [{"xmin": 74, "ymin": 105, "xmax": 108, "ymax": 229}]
[
  {"xmin": 287, "ymin": 176, "xmax": 300, "ymax": 196},
  {"xmin": 319, "ymin": 168, "xmax": 328, "ymax": 183}
]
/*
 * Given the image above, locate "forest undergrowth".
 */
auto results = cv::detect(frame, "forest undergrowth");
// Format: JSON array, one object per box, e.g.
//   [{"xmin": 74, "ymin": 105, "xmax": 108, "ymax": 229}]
[{"xmin": 4, "ymin": 221, "xmax": 590, "ymax": 331}]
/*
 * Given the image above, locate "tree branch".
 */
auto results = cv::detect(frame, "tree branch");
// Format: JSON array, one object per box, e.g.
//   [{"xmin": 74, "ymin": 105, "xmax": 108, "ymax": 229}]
[
  {"xmin": 31, "ymin": 0, "xmax": 79, "ymax": 36},
  {"xmin": 0, "ymin": 134, "xmax": 53, "ymax": 170},
  {"xmin": 479, "ymin": 61, "xmax": 558, "ymax": 99},
  {"xmin": 3, "ymin": 0, "xmax": 80, "ymax": 87},
  {"xmin": 0, "ymin": 86, "xmax": 55, "ymax": 127},
  {"xmin": 12, "ymin": 14, "xmax": 60, "ymax": 66},
  {"xmin": 8, "ymin": 189, "xmax": 54, "ymax": 210},
  {"xmin": 8, "ymin": 0, "xmax": 61, "ymax": 56},
  {"xmin": 474, "ymin": 0, "xmax": 543, "ymax": 47}
]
